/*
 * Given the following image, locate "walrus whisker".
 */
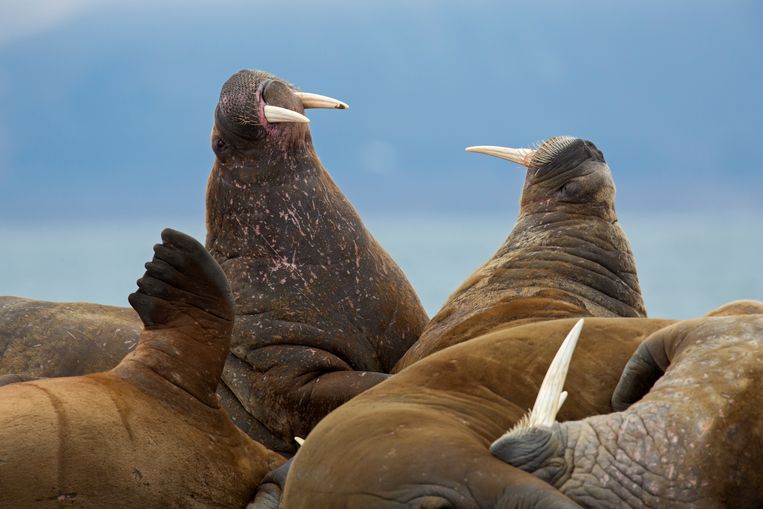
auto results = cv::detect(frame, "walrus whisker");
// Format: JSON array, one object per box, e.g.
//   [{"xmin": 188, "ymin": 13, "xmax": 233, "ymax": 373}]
[
  {"xmin": 465, "ymin": 145, "xmax": 535, "ymax": 167},
  {"xmin": 294, "ymin": 92, "xmax": 349, "ymax": 110},
  {"xmin": 263, "ymin": 104, "xmax": 310, "ymax": 124},
  {"xmin": 529, "ymin": 135, "xmax": 578, "ymax": 167},
  {"xmin": 496, "ymin": 319, "xmax": 583, "ymax": 439}
]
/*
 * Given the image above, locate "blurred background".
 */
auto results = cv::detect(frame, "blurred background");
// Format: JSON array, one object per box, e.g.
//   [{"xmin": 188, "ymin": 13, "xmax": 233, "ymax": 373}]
[{"xmin": 0, "ymin": 0, "xmax": 761, "ymax": 317}]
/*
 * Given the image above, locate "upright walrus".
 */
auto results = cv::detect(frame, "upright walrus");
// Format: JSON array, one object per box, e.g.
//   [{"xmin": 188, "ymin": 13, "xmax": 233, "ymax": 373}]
[
  {"xmin": 0, "ymin": 70, "xmax": 428, "ymax": 456},
  {"xmin": 0, "ymin": 229, "xmax": 284, "ymax": 508},
  {"xmin": 206, "ymin": 69, "xmax": 428, "ymax": 453},
  {"xmin": 397, "ymin": 136, "xmax": 646, "ymax": 369}
]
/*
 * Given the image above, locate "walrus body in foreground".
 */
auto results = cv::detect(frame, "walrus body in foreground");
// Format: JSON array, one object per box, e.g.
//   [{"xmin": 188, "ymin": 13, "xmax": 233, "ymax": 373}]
[
  {"xmin": 0, "ymin": 229, "xmax": 283, "ymax": 508},
  {"xmin": 397, "ymin": 137, "xmax": 646, "ymax": 370},
  {"xmin": 494, "ymin": 316, "xmax": 763, "ymax": 508},
  {"xmin": 282, "ymin": 318, "xmax": 673, "ymax": 508}
]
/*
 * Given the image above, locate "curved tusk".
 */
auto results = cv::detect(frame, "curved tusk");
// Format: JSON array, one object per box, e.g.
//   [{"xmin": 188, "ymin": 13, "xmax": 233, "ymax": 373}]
[
  {"xmin": 264, "ymin": 105, "xmax": 310, "ymax": 124},
  {"xmin": 527, "ymin": 319, "xmax": 583, "ymax": 428},
  {"xmin": 294, "ymin": 436, "xmax": 305, "ymax": 446},
  {"xmin": 465, "ymin": 146, "xmax": 535, "ymax": 167},
  {"xmin": 295, "ymin": 92, "xmax": 349, "ymax": 110},
  {"xmin": 501, "ymin": 319, "xmax": 584, "ymax": 438}
]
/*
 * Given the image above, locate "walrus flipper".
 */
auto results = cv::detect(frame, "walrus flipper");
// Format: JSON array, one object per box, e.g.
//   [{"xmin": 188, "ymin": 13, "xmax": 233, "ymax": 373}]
[
  {"xmin": 121, "ymin": 228, "xmax": 234, "ymax": 407},
  {"xmin": 128, "ymin": 228, "xmax": 234, "ymax": 331}
]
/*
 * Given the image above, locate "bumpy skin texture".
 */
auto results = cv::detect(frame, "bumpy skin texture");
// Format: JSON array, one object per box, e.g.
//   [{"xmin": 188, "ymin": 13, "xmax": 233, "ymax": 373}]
[
  {"xmin": 207, "ymin": 70, "xmax": 428, "ymax": 454},
  {"xmin": 0, "ymin": 229, "xmax": 284, "ymax": 508},
  {"xmin": 0, "ymin": 297, "xmax": 139, "ymax": 377},
  {"xmin": 397, "ymin": 139, "xmax": 645, "ymax": 371},
  {"xmin": 493, "ymin": 316, "xmax": 763, "ymax": 508},
  {"xmin": 282, "ymin": 318, "xmax": 674, "ymax": 509}
]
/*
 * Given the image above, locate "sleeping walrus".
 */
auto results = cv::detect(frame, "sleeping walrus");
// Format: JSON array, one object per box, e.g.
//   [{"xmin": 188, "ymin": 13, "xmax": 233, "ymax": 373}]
[
  {"xmin": 493, "ymin": 315, "xmax": 763, "ymax": 508},
  {"xmin": 279, "ymin": 317, "xmax": 675, "ymax": 508}
]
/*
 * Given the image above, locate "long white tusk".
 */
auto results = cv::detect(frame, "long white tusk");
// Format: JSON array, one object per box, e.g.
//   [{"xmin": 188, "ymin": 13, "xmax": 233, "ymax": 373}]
[
  {"xmin": 264, "ymin": 104, "xmax": 310, "ymax": 124},
  {"xmin": 527, "ymin": 319, "xmax": 583, "ymax": 428},
  {"xmin": 499, "ymin": 319, "xmax": 583, "ymax": 439},
  {"xmin": 295, "ymin": 92, "xmax": 349, "ymax": 110},
  {"xmin": 465, "ymin": 146, "xmax": 535, "ymax": 167}
]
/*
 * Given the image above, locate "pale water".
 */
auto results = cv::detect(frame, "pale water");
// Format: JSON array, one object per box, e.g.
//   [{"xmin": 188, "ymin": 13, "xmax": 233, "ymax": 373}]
[{"xmin": 1, "ymin": 212, "xmax": 761, "ymax": 319}]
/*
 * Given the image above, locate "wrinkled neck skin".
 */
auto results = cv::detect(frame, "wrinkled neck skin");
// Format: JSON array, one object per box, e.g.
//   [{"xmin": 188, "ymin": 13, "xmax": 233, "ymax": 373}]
[
  {"xmin": 206, "ymin": 138, "xmax": 417, "ymax": 372},
  {"xmin": 496, "ymin": 160, "xmax": 644, "ymax": 322},
  {"xmin": 399, "ymin": 172, "xmax": 645, "ymax": 367}
]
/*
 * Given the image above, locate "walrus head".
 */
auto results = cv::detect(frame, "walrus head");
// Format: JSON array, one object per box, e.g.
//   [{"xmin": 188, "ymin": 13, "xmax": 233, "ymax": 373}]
[
  {"xmin": 211, "ymin": 69, "xmax": 347, "ymax": 171},
  {"xmin": 468, "ymin": 136, "xmax": 614, "ymax": 220}
]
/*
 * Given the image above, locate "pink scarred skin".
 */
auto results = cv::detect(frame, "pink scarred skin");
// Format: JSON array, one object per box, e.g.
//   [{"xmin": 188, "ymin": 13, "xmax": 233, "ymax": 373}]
[{"xmin": 207, "ymin": 69, "xmax": 428, "ymax": 456}]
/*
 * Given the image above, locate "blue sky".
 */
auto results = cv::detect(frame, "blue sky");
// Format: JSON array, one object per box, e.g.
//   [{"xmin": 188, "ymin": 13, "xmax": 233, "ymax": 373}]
[
  {"xmin": 0, "ymin": 0, "xmax": 761, "ymax": 222},
  {"xmin": 0, "ymin": 1, "xmax": 762, "ymax": 316}
]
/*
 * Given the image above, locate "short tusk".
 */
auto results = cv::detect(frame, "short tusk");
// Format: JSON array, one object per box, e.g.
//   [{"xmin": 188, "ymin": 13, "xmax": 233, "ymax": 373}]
[
  {"xmin": 264, "ymin": 104, "xmax": 310, "ymax": 124},
  {"xmin": 465, "ymin": 146, "xmax": 535, "ymax": 167},
  {"xmin": 295, "ymin": 92, "xmax": 349, "ymax": 110},
  {"xmin": 294, "ymin": 436, "xmax": 305, "ymax": 446}
]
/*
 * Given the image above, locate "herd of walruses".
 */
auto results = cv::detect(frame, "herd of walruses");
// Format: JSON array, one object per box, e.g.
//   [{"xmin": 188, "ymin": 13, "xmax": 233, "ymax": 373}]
[{"xmin": 0, "ymin": 70, "xmax": 760, "ymax": 508}]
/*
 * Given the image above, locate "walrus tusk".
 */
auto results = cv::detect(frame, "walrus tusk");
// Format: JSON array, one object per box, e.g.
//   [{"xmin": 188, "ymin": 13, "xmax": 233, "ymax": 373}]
[
  {"xmin": 465, "ymin": 146, "xmax": 535, "ymax": 167},
  {"xmin": 295, "ymin": 92, "xmax": 349, "ymax": 110},
  {"xmin": 263, "ymin": 105, "xmax": 310, "ymax": 124},
  {"xmin": 500, "ymin": 319, "xmax": 583, "ymax": 437},
  {"xmin": 294, "ymin": 437, "xmax": 305, "ymax": 446}
]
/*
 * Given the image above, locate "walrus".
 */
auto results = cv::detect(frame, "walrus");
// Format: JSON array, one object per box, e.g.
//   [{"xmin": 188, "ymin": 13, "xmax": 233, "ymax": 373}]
[
  {"xmin": 0, "ymin": 69, "xmax": 428, "ymax": 456},
  {"xmin": 279, "ymin": 317, "xmax": 675, "ymax": 508},
  {"xmin": 0, "ymin": 228, "xmax": 284, "ymax": 508},
  {"xmin": 206, "ymin": 69, "xmax": 428, "ymax": 454},
  {"xmin": 493, "ymin": 315, "xmax": 763, "ymax": 508},
  {"xmin": 0, "ymin": 297, "xmax": 139, "ymax": 379},
  {"xmin": 397, "ymin": 136, "xmax": 646, "ymax": 370}
]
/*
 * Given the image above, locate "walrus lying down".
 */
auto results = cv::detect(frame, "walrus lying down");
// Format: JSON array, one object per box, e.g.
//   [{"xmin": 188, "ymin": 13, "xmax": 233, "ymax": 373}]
[
  {"xmin": 0, "ymin": 229, "xmax": 284, "ymax": 508},
  {"xmin": 280, "ymin": 317, "xmax": 674, "ymax": 508},
  {"xmin": 494, "ymin": 316, "xmax": 763, "ymax": 508}
]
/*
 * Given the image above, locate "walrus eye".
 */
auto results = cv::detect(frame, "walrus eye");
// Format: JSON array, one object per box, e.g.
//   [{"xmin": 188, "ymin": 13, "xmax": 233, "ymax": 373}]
[
  {"xmin": 216, "ymin": 138, "xmax": 227, "ymax": 150},
  {"xmin": 559, "ymin": 180, "xmax": 584, "ymax": 201}
]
